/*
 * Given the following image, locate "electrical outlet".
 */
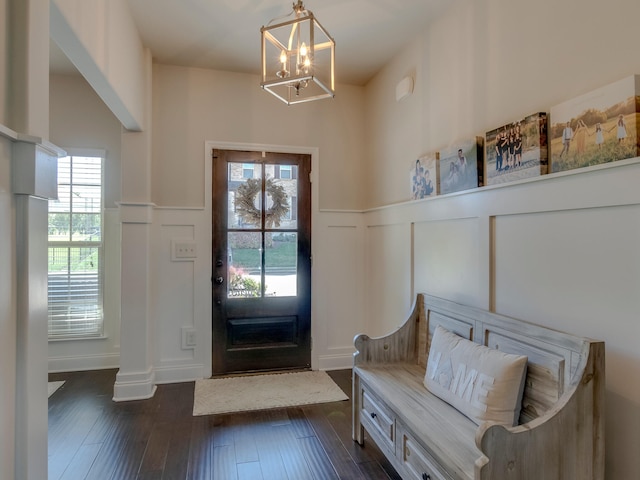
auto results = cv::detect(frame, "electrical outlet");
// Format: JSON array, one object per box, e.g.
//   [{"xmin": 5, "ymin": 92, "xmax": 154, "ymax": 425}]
[
  {"xmin": 181, "ymin": 327, "xmax": 197, "ymax": 349},
  {"xmin": 172, "ymin": 240, "xmax": 197, "ymax": 260}
]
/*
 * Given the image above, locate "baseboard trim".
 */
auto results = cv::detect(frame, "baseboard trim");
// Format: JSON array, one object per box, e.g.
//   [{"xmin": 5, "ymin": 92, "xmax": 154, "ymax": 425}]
[
  {"xmin": 317, "ymin": 352, "xmax": 354, "ymax": 371},
  {"xmin": 48, "ymin": 353, "xmax": 119, "ymax": 373},
  {"xmin": 113, "ymin": 367, "xmax": 157, "ymax": 402},
  {"xmin": 154, "ymin": 363, "xmax": 205, "ymax": 384}
]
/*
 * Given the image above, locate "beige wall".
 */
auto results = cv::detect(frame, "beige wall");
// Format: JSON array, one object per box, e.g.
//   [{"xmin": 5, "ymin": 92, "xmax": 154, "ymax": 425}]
[
  {"xmin": 49, "ymin": 74, "xmax": 122, "ymax": 207},
  {"xmin": 48, "ymin": 74, "xmax": 122, "ymax": 372},
  {"xmin": 51, "ymin": 0, "xmax": 146, "ymax": 130},
  {"xmin": 362, "ymin": 0, "xmax": 640, "ymax": 477},
  {"xmin": 151, "ymin": 64, "xmax": 366, "ymax": 210},
  {"xmin": 0, "ymin": 0, "xmax": 8, "ymax": 125},
  {"xmin": 365, "ymin": 0, "xmax": 640, "ymax": 208}
]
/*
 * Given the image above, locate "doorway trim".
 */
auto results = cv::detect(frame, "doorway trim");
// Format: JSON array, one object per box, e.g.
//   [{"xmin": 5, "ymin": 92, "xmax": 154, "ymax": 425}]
[{"xmin": 204, "ymin": 140, "xmax": 320, "ymax": 376}]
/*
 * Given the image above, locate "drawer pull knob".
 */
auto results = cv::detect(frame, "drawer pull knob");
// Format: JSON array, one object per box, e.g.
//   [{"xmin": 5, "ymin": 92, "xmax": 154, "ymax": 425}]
[
  {"xmin": 370, "ymin": 412, "xmax": 377, "ymax": 419},
  {"xmin": 422, "ymin": 474, "xmax": 431, "ymax": 480}
]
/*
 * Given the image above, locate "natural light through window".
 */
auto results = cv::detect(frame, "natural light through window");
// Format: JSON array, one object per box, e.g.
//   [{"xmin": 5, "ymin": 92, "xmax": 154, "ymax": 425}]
[{"xmin": 47, "ymin": 152, "xmax": 104, "ymax": 339}]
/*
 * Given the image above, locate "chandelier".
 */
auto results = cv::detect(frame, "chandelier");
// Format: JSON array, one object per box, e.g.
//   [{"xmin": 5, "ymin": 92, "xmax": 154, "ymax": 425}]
[{"xmin": 260, "ymin": 1, "xmax": 335, "ymax": 105}]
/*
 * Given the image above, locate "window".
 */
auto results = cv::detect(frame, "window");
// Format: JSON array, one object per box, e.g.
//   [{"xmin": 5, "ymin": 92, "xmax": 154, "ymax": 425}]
[
  {"xmin": 242, "ymin": 163, "xmax": 254, "ymax": 179},
  {"xmin": 48, "ymin": 152, "xmax": 104, "ymax": 338},
  {"xmin": 279, "ymin": 165, "xmax": 292, "ymax": 179}
]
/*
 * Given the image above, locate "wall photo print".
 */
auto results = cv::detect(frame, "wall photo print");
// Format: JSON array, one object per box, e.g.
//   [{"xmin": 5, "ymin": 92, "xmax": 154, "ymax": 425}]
[
  {"xmin": 438, "ymin": 137, "xmax": 484, "ymax": 194},
  {"xmin": 485, "ymin": 112, "xmax": 548, "ymax": 186},
  {"xmin": 550, "ymin": 75, "xmax": 640, "ymax": 173},
  {"xmin": 411, "ymin": 154, "xmax": 438, "ymax": 199}
]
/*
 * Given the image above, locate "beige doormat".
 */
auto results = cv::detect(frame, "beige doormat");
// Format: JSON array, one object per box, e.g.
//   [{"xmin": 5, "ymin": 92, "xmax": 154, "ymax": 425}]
[
  {"xmin": 193, "ymin": 370, "xmax": 348, "ymax": 416},
  {"xmin": 48, "ymin": 381, "xmax": 65, "ymax": 398}
]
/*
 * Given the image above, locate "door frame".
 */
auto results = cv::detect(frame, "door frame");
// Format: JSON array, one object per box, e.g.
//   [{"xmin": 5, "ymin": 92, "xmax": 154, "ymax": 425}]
[{"xmin": 203, "ymin": 141, "xmax": 320, "ymax": 377}]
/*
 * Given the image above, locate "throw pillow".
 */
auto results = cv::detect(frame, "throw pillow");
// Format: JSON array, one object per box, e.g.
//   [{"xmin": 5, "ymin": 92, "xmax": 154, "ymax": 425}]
[{"xmin": 424, "ymin": 325, "xmax": 528, "ymax": 426}]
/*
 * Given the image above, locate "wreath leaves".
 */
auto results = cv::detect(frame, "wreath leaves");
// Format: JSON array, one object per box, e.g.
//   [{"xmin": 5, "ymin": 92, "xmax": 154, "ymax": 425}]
[{"xmin": 235, "ymin": 177, "xmax": 290, "ymax": 228}]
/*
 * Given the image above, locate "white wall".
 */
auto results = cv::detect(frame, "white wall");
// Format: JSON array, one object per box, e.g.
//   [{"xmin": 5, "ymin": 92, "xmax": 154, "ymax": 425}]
[
  {"xmin": 48, "ymin": 74, "xmax": 122, "ymax": 372},
  {"xmin": 0, "ymin": 9, "xmax": 15, "ymax": 477},
  {"xmin": 362, "ymin": 0, "xmax": 640, "ymax": 476},
  {"xmin": 0, "ymin": 134, "xmax": 16, "ymax": 480}
]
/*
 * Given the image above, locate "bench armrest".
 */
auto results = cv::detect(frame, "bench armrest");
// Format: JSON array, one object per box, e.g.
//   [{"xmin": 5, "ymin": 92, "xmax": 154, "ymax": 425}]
[
  {"xmin": 474, "ymin": 340, "xmax": 605, "ymax": 480},
  {"xmin": 353, "ymin": 294, "xmax": 423, "ymax": 366}
]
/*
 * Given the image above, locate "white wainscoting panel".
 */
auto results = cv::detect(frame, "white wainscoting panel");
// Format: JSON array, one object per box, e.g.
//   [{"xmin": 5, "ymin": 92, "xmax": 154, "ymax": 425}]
[
  {"xmin": 414, "ymin": 217, "xmax": 482, "ymax": 308},
  {"xmin": 365, "ymin": 222, "xmax": 412, "ymax": 337},
  {"xmin": 493, "ymin": 206, "xmax": 640, "ymax": 400},
  {"xmin": 152, "ymin": 208, "xmax": 210, "ymax": 383},
  {"xmin": 314, "ymin": 212, "xmax": 366, "ymax": 370}
]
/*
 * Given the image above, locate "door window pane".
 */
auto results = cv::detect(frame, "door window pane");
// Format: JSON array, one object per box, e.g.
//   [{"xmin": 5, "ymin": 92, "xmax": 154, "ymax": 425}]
[
  {"xmin": 265, "ymin": 233, "xmax": 297, "ymax": 297},
  {"xmin": 228, "ymin": 232, "xmax": 262, "ymax": 298},
  {"xmin": 267, "ymin": 164, "xmax": 297, "ymax": 230},
  {"xmin": 228, "ymin": 163, "xmax": 263, "ymax": 229}
]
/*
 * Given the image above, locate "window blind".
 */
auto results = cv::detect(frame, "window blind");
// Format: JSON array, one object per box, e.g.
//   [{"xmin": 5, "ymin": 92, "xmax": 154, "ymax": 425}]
[{"xmin": 48, "ymin": 155, "xmax": 104, "ymax": 338}]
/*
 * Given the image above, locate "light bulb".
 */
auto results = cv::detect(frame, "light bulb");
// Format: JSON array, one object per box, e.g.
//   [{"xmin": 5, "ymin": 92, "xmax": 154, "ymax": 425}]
[
  {"xmin": 280, "ymin": 50, "xmax": 287, "ymax": 65},
  {"xmin": 304, "ymin": 57, "xmax": 311, "ymax": 68},
  {"xmin": 300, "ymin": 42, "xmax": 308, "ymax": 58}
]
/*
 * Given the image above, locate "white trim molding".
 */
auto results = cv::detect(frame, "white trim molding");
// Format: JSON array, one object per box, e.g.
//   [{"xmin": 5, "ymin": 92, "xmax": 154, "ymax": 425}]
[{"xmin": 113, "ymin": 367, "xmax": 157, "ymax": 402}]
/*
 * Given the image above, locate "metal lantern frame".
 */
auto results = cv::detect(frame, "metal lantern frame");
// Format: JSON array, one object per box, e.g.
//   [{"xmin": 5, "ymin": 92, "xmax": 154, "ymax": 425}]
[{"xmin": 260, "ymin": 3, "xmax": 335, "ymax": 105}]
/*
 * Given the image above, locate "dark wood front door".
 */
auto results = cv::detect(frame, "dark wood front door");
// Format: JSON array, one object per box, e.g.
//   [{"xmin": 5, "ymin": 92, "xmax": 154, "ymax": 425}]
[{"xmin": 212, "ymin": 149, "xmax": 312, "ymax": 375}]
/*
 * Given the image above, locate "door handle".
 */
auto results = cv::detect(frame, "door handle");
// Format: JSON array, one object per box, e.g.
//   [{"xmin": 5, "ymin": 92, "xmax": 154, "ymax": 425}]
[{"xmin": 215, "ymin": 276, "xmax": 224, "ymax": 285}]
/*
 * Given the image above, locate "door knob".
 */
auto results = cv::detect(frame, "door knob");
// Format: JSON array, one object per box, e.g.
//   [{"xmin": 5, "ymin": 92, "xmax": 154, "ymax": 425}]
[{"xmin": 215, "ymin": 276, "xmax": 224, "ymax": 285}]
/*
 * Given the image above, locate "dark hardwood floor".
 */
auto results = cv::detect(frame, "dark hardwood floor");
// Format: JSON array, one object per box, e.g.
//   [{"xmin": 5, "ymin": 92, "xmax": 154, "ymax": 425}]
[{"xmin": 48, "ymin": 369, "xmax": 401, "ymax": 480}]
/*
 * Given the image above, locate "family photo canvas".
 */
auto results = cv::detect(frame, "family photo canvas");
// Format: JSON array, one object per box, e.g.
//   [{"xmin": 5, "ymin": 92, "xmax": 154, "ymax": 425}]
[
  {"xmin": 410, "ymin": 153, "xmax": 438, "ymax": 199},
  {"xmin": 550, "ymin": 74, "xmax": 640, "ymax": 173},
  {"xmin": 438, "ymin": 137, "xmax": 484, "ymax": 194},
  {"xmin": 484, "ymin": 112, "xmax": 548, "ymax": 186}
]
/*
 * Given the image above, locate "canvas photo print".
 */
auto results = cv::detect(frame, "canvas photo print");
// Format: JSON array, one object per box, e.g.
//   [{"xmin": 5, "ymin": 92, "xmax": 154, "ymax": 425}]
[
  {"xmin": 411, "ymin": 153, "xmax": 438, "ymax": 199},
  {"xmin": 438, "ymin": 137, "xmax": 484, "ymax": 194},
  {"xmin": 485, "ymin": 112, "xmax": 548, "ymax": 186},
  {"xmin": 550, "ymin": 75, "xmax": 640, "ymax": 173}
]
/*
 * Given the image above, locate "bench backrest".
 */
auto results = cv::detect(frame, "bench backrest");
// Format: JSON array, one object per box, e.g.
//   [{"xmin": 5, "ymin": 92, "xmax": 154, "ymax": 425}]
[{"xmin": 415, "ymin": 294, "xmax": 592, "ymax": 424}]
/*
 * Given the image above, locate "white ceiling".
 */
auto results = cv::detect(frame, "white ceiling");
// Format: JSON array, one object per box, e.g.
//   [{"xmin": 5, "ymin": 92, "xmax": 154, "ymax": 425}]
[{"xmin": 50, "ymin": 0, "xmax": 448, "ymax": 86}]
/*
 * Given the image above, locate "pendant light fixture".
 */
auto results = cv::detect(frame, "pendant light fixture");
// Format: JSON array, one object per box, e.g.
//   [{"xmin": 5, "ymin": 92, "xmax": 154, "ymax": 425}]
[{"xmin": 260, "ymin": 1, "xmax": 335, "ymax": 105}]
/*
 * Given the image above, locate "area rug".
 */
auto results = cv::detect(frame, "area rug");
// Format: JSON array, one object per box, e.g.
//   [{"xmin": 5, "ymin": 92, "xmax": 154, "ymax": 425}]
[
  {"xmin": 48, "ymin": 381, "xmax": 65, "ymax": 398},
  {"xmin": 193, "ymin": 371, "xmax": 348, "ymax": 416}
]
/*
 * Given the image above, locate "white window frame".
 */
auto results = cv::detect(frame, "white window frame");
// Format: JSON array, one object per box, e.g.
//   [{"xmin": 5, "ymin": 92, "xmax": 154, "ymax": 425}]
[{"xmin": 47, "ymin": 148, "xmax": 105, "ymax": 340}]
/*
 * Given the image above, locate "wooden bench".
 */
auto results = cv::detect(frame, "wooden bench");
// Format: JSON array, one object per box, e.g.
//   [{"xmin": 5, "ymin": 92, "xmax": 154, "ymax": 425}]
[{"xmin": 352, "ymin": 293, "xmax": 604, "ymax": 480}]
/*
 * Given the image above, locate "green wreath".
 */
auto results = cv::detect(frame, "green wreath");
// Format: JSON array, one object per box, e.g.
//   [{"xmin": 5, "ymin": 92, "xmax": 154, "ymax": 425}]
[{"xmin": 235, "ymin": 177, "xmax": 290, "ymax": 228}]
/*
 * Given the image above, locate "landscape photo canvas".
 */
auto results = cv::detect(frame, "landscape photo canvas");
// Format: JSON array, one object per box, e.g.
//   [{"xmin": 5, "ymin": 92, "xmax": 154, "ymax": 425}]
[
  {"xmin": 550, "ymin": 74, "xmax": 640, "ymax": 173},
  {"xmin": 438, "ymin": 137, "xmax": 484, "ymax": 194},
  {"xmin": 485, "ymin": 112, "xmax": 548, "ymax": 186}
]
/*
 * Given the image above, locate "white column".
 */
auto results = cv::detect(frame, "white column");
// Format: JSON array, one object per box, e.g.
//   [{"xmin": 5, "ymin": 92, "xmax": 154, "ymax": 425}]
[
  {"xmin": 9, "ymin": 0, "xmax": 49, "ymax": 138},
  {"xmin": 113, "ymin": 203, "xmax": 156, "ymax": 401},
  {"xmin": 113, "ymin": 48, "xmax": 156, "ymax": 401},
  {"xmin": 13, "ymin": 140, "xmax": 63, "ymax": 480}
]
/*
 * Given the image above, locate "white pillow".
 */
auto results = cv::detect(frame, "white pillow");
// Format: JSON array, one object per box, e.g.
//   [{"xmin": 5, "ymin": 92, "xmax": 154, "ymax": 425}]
[{"xmin": 424, "ymin": 325, "xmax": 528, "ymax": 426}]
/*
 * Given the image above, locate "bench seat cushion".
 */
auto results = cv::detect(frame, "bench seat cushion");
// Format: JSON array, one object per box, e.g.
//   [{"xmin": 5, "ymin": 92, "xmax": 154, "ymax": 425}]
[{"xmin": 355, "ymin": 363, "xmax": 481, "ymax": 480}]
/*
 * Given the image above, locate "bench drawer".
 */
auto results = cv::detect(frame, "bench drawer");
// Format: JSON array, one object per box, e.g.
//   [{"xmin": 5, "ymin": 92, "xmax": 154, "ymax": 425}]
[
  {"xmin": 361, "ymin": 389, "xmax": 395, "ymax": 447},
  {"xmin": 400, "ymin": 428, "xmax": 449, "ymax": 480}
]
